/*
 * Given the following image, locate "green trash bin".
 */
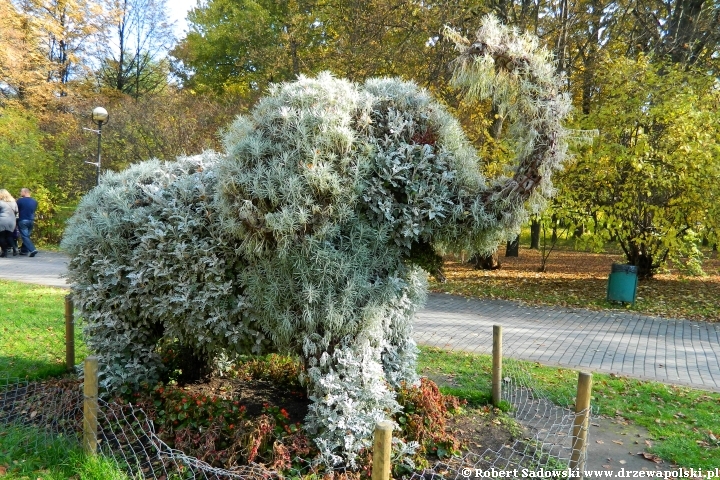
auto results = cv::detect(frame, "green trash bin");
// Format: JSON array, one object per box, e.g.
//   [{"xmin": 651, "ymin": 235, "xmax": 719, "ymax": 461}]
[{"xmin": 607, "ymin": 263, "xmax": 638, "ymax": 304}]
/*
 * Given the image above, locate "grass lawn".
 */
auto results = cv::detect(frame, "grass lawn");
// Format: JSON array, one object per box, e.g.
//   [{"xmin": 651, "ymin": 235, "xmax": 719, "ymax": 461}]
[
  {"xmin": 0, "ymin": 425, "xmax": 128, "ymax": 479},
  {"xmin": 0, "ymin": 280, "xmax": 87, "ymax": 379},
  {"xmin": 0, "ymin": 281, "xmax": 119, "ymax": 478}
]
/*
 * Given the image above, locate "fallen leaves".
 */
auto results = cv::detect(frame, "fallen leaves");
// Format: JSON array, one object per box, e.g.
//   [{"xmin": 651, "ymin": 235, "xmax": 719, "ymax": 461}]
[
  {"xmin": 640, "ymin": 452, "xmax": 663, "ymax": 463},
  {"xmin": 432, "ymin": 249, "xmax": 720, "ymax": 322}
]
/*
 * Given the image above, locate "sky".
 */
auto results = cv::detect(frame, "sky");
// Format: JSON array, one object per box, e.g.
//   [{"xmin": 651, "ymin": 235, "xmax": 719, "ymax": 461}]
[{"xmin": 166, "ymin": 0, "xmax": 197, "ymax": 37}]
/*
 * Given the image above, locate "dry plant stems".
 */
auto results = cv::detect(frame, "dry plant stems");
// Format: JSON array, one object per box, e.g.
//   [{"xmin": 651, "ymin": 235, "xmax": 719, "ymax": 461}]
[
  {"xmin": 538, "ymin": 219, "xmax": 570, "ymax": 272},
  {"xmin": 61, "ymin": 15, "xmax": 571, "ymax": 467}
]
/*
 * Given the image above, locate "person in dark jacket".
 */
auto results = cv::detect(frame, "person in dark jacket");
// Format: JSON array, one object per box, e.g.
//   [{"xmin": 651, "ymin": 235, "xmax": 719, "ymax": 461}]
[{"xmin": 17, "ymin": 188, "xmax": 38, "ymax": 257}]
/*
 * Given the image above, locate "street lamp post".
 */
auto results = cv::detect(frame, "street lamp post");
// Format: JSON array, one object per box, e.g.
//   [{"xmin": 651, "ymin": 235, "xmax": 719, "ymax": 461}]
[{"xmin": 85, "ymin": 107, "xmax": 109, "ymax": 186}]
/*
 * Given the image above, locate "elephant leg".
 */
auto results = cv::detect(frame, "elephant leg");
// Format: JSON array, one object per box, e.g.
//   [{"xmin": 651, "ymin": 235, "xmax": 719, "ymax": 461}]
[
  {"xmin": 303, "ymin": 342, "xmax": 401, "ymax": 468},
  {"xmin": 381, "ymin": 266, "xmax": 427, "ymax": 388},
  {"xmin": 82, "ymin": 312, "xmax": 165, "ymax": 392}
]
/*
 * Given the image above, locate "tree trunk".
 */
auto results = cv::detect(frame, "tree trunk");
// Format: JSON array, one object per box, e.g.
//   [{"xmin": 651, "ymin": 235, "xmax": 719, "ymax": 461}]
[
  {"xmin": 530, "ymin": 219, "xmax": 540, "ymax": 249},
  {"xmin": 574, "ymin": 224, "xmax": 584, "ymax": 238},
  {"xmin": 468, "ymin": 252, "xmax": 501, "ymax": 270},
  {"xmin": 505, "ymin": 235, "xmax": 520, "ymax": 257},
  {"xmin": 625, "ymin": 245, "xmax": 655, "ymax": 279}
]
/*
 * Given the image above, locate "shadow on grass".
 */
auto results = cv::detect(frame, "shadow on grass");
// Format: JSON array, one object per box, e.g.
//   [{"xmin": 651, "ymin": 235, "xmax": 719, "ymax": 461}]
[{"xmin": 0, "ymin": 355, "xmax": 74, "ymax": 381}]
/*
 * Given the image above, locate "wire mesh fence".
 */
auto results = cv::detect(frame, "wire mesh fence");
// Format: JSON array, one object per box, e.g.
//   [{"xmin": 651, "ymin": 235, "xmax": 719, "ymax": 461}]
[
  {"xmin": 1, "ymin": 320, "xmax": 592, "ymax": 479},
  {"xmin": 405, "ymin": 331, "xmax": 591, "ymax": 479},
  {"xmin": 0, "ymin": 374, "xmax": 280, "ymax": 479}
]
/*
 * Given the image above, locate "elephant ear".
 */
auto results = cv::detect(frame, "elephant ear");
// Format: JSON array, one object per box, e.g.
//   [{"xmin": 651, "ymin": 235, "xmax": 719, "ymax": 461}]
[{"xmin": 358, "ymin": 78, "xmax": 458, "ymax": 250}]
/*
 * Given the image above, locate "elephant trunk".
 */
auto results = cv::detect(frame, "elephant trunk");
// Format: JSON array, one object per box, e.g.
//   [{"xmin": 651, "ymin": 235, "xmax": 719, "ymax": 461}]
[{"xmin": 445, "ymin": 16, "xmax": 571, "ymax": 221}]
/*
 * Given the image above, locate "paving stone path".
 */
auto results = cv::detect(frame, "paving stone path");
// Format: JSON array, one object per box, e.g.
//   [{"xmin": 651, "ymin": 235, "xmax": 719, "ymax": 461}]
[{"xmin": 416, "ymin": 293, "xmax": 720, "ymax": 392}]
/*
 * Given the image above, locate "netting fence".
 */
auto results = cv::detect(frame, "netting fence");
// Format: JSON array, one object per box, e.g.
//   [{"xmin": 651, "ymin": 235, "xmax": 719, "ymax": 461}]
[
  {"xmin": 408, "ymin": 324, "xmax": 592, "ymax": 479},
  {"xmin": 1, "ymin": 306, "xmax": 592, "ymax": 479}
]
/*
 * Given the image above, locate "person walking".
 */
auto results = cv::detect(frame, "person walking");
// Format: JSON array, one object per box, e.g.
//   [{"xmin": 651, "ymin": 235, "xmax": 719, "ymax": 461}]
[
  {"xmin": 11, "ymin": 225, "xmax": 19, "ymax": 256},
  {"xmin": 17, "ymin": 187, "xmax": 38, "ymax": 257},
  {"xmin": 0, "ymin": 189, "xmax": 18, "ymax": 258}
]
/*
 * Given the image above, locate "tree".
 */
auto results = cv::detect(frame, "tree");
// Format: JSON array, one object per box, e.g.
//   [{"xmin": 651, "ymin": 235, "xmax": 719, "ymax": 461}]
[
  {"xmin": 618, "ymin": 0, "xmax": 720, "ymax": 67},
  {"xmin": 562, "ymin": 55, "xmax": 720, "ymax": 277},
  {"xmin": 94, "ymin": 88, "xmax": 244, "ymax": 171},
  {"xmin": 0, "ymin": 1, "xmax": 55, "ymax": 104},
  {"xmin": 0, "ymin": 107, "xmax": 53, "ymax": 192},
  {"xmin": 98, "ymin": 0, "xmax": 175, "ymax": 97},
  {"xmin": 170, "ymin": 0, "xmax": 500, "ymax": 98},
  {"xmin": 171, "ymin": 0, "xmax": 328, "ymax": 95},
  {"xmin": 14, "ymin": 0, "xmax": 108, "ymax": 93}
]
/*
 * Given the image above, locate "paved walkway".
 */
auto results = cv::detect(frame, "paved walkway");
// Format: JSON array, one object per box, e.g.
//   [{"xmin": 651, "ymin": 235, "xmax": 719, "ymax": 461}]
[
  {"xmin": 416, "ymin": 294, "xmax": 720, "ymax": 392},
  {"xmin": 0, "ymin": 250, "xmax": 69, "ymax": 288},
  {"xmin": 3, "ymin": 251, "xmax": 719, "ymax": 392}
]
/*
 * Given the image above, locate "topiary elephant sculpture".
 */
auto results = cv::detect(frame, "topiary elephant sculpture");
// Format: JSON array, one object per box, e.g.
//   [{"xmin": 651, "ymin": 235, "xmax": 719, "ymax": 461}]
[{"xmin": 62, "ymin": 15, "xmax": 571, "ymax": 467}]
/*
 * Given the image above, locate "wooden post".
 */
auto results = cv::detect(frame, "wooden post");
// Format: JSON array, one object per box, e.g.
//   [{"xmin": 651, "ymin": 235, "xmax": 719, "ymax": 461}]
[
  {"xmin": 492, "ymin": 325, "xmax": 503, "ymax": 407},
  {"xmin": 570, "ymin": 371, "xmax": 593, "ymax": 476},
  {"xmin": 65, "ymin": 295, "xmax": 75, "ymax": 372},
  {"xmin": 83, "ymin": 356, "xmax": 99, "ymax": 455},
  {"xmin": 371, "ymin": 420, "xmax": 394, "ymax": 480}
]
